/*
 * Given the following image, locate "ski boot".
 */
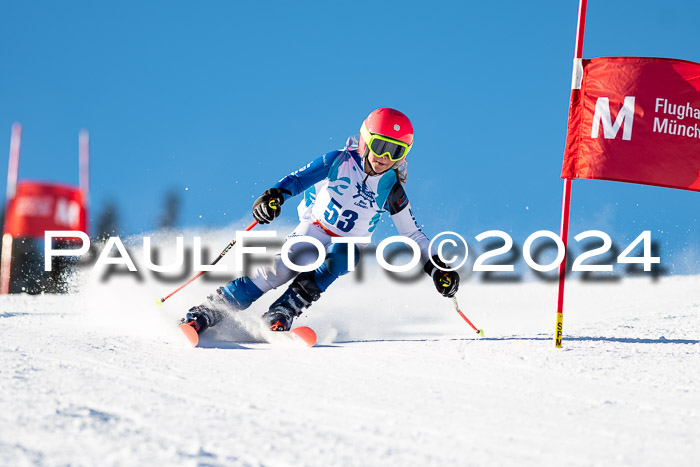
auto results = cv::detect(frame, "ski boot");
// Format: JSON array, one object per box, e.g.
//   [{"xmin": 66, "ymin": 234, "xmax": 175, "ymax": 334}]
[
  {"xmin": 262, "ymin": 272, "xmax": 322, "ymax": 331},
  {"xmin": 263, "ymin": 294, "xmax": 305, "ymax": 331},
  {"xmin": 180, "ymin": 277, "xmax": 264, "ymax": 335},
  {"xmin": 180, "ymin": 305, "xmax": 214, "ymax": 334},
  {"xmin": 180, "ymin": 289, "xmax": 230, "ymax": 335}
]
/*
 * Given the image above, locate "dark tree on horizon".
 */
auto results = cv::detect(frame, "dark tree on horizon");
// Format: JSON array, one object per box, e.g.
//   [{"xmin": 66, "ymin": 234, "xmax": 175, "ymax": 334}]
[
  {"xmin": 158, "ymin": 190, "xmax": 181, "ymax": 229},
  {"xmin": 94, "ymin": 201, "xmax": 120, "ymax": 240}
]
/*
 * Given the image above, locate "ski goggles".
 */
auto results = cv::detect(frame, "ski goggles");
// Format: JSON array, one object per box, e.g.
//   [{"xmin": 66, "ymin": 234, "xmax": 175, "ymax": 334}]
[{"xmin": 360, "ymin": 125, "xmax": 412, "ymax": 162}]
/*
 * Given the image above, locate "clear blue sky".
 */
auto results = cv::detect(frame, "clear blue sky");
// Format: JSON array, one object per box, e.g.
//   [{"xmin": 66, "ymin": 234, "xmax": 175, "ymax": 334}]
[{"xmin": 1, "ymin": 0, "xmax": 699, "ymax": 274}]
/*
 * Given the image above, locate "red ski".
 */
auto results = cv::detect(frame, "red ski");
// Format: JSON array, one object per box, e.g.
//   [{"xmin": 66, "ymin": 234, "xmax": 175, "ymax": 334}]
[
  {"xmin": 179, "ymin": 322, "xmax": 200, "ymax": 347},
  {"xmin": 289, "ymin": 326, "xmax": 317, "ymax": 347}
]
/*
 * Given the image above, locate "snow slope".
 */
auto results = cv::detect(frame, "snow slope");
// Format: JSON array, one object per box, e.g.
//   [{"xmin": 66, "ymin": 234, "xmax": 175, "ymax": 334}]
[{"xmin": 1, "ymin": 237, "xmax": 699, "ymax": 466}]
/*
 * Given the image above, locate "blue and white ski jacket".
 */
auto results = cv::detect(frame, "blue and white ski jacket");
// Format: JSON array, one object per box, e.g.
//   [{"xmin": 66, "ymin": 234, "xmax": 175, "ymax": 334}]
[{"xmin": 272, "ymin": 145, "xmax": 431, "ymax": 264}]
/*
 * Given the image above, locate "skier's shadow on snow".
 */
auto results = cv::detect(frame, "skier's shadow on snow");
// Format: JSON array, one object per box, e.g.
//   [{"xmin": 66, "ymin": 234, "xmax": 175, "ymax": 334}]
[
  {"xmin": 195, "ymin": 339, "xmax": 254, "ymax": 350},
  {"xmin": 0, "ymin": 312, "xmax": 31, "ymax": 318},
  {"xmin": 195, "ymin": 338, "xmax": 340, "ymax": 349},
  {"xmin": 338, "ymin": 336, "xmax": 699, "ymax": 345},
  {"xmin": 480, "ymin": 336, "xmax": 699, "ymax": 345}
]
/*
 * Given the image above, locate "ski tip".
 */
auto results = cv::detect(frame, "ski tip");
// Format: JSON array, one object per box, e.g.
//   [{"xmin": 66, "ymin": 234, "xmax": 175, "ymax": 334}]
[
  {"xmin": 179, "ymin": 323, "xmax": 200, "ymax": 347},
  {"xmin": 289, "ymin": 326, "xmax": 317, "ymax": 347}
]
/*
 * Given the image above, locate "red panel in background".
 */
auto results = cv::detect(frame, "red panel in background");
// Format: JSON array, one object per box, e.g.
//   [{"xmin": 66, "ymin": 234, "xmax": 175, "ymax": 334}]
[
  {"xmin": 4, "ymin": 181, "xmax": 87, "ymax": 237},
  {"xmin": 562, "ymin": 57, "xmax": 700, "ymax": 192}
]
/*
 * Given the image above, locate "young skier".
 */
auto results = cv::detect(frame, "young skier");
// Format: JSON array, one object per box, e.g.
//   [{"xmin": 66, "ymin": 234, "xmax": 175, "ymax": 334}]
[{"xmin": 181, "ymin": 108, "xmax": 460, "ymax": 335}]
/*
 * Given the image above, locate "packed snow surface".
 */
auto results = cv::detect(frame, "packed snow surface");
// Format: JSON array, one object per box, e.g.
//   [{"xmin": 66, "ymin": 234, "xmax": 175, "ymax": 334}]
[{"xmin": 1, "ymin": 233, "xmax": 699, "ymax": 466}]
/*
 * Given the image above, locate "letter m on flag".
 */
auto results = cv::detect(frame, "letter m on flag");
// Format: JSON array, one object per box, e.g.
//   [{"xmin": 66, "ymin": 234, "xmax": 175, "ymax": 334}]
[{"xmin": 590, "ymin": 96, "xmax": 635, "ymax": 140}]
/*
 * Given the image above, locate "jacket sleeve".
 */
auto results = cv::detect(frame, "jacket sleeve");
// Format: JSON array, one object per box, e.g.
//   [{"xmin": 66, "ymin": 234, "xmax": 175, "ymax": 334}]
[
  {"xmin": 384, "ymin": 182, "xmax": 432, "ymax": 266},
  {"xmin": 272, "ymin": 150, "xmax": 343, "ymax": 201}
]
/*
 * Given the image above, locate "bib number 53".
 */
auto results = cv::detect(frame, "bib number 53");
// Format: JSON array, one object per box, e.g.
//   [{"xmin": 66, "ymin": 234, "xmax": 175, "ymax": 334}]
[{"xmin": 324, "ymin": 197, "xmax": 359, "ymax": 233}]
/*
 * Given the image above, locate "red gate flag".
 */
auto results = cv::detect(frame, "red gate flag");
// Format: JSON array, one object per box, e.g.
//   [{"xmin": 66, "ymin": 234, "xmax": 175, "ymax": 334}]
[
  {"xmin": 4, "ymin": 181, "xmax": 87, "ymax": 237},
  {"xmin": 561, "ymin": 57, "xmax": 700, "ymax": 192}
]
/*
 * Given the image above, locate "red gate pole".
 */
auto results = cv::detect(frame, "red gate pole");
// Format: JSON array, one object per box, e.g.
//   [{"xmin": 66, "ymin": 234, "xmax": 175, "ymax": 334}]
[
  {"xmin": 555, "ymin": 177, "xmax": 573, "ymax": 347},
  {"xmin": 79, "ymin": 129, "xmax": 90, "ymax": 235},
  {"xmin": 1, "ymin": 123, "xmax": 22, "ymax": 294},
  {"xmin": 555, "ymin": 0, "xmax": 588, "ymax": 348}
]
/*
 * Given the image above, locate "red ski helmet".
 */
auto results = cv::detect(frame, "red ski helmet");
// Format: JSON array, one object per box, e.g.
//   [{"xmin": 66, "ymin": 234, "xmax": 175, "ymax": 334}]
[{"xmin": 358, "ymin": 108, "xmax": 414, "ymax": 159}]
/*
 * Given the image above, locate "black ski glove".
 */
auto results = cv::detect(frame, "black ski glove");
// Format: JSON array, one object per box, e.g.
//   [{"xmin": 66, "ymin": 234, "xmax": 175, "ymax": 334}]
[
  {"xmin": 252, "ymin": 188, "xmax": 291, "ymax": 224},
  {"xmin": 424, "ymin": 255, "xmax": 460, "ymax": 298}
]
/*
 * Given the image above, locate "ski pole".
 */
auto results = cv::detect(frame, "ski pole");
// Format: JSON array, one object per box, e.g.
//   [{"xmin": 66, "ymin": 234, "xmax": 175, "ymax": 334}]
[
  {"xmin": 155, "ymin": 220, "xmax": 258, "ymax": 305},
  {"xmin": 451, "ymin": 296, "xmax": 484, "ymax": 337}
]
